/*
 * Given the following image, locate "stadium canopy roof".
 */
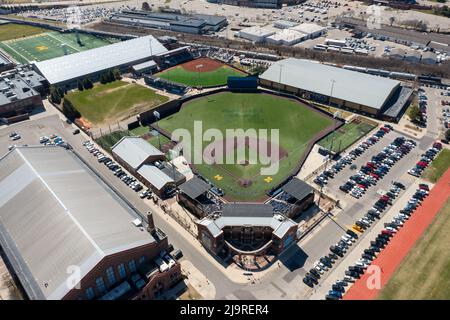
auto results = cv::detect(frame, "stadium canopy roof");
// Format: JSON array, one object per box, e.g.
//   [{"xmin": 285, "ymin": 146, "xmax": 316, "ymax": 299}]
[
  {"xmin": 260, "ymin": 58, "xmax": 401, "ymax": 110},
  {"xmin": 179, "ymin": 176, "xmax": 211, "ymax": 199},
  {"xmin": 281, "ymin": 178, "xmax": 313, "ymax": 201},
  {"xmin": 112, "ymin": 136, "xmax": 164, "ymax": 170},
  {"xmin": 0, "ymin": 146, "xmax": 154, "ymax": 300},
  {"xmin": 222, "ymin": 203, "xmax": 274, "ymax": 218},
  {"xmin": 33, "ymin": 35, "xmax": 167, "ymax": 84}
]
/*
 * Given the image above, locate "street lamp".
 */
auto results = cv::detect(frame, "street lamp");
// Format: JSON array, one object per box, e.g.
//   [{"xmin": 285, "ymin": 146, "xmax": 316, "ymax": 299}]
[{"xmin": 278, "ymin": 63, "xmax": 283, "ymax": 95}]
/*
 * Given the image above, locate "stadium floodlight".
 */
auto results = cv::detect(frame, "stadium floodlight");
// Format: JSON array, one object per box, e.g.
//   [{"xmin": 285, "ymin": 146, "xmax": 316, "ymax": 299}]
[{"xmin": 153, "ymin": 111, "xmax": 161, "ymax": 150}]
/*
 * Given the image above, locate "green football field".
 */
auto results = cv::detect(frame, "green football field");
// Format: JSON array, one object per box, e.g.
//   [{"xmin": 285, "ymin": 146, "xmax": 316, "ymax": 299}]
[
  {"xmin": 157, "ymin": 92, "xmax": 334, "ymax": 201},
  {"xmin": 318, "ymin": 120, "xmax": 376, "ymax": 153},
  {"xmin": 155, "ymin": 65, "xmax": 246, "ymax": 87},
  {"xmin": 0, "ymin": 29, "xmax": 118, "ymax": 64},
  {"xmin": 66, "ymin": 81, "xmax": 169, "ymax": 126}
]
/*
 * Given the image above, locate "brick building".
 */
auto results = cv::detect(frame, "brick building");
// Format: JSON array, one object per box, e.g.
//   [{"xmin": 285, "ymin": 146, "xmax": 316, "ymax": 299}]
[{"xmin": 0, "ymin": 146, "xmax": 181, "ymax": 300}]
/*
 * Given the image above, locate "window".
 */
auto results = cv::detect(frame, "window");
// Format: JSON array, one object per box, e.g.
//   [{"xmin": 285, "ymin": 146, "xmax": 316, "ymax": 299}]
[
  {"xmin": 95, "ymin": 277, "xmax": 106, "ymax": 294},
  {"xmin": 128, "ymin": 259, "xmax": 137, "ymax": 273},
  {"xmin": 139, "ymin": 256, "xmax": 146, "ymax": 266},
  {"xmin": 117, "ymin": 263, "xmax": 126, "ymax": 279},
  {"xmin": 106, "ymin": 267, "xmax": 116, "ymax": 286},
  {"xmin": 85, "ymin": 287, "xmax": 95, "ymax": 300}
]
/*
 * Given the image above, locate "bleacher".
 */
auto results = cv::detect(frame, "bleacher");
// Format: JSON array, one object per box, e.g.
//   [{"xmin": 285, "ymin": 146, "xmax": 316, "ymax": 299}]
[
  {"xmin": 154, "ymin": 47, "xmax": 194, "ymax": 69},
  {"xmin": 197, "ymin": 193, "xmax": 223, "ymax": 215},
  {"xmin": 268, "ymin": 191, "xmax": 297, "ymax": 215}
]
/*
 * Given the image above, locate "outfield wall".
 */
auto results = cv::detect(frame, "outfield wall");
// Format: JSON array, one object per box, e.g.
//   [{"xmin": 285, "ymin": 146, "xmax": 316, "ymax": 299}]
[{"xmin": 140, "ymin": 88, "xmax": 344, "ymax": 197}]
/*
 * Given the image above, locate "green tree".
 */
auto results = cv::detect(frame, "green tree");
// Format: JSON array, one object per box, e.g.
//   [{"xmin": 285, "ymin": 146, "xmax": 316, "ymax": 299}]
[
  {"xmin": 107, "ymin": 69, "xmax": 115, "ymax": 82},
  {"xmin": 113, "ymin": 67, "xmax": 121, "ymax": 80},
  {"xmin": 77, "ymin": 80, "xmax": 84, "ymax": 91},
  {"xmin": 99, "ymin": 72, "xmax": 108, "ymax": 84},
  {"xmin": 142, "ymin": 2, "xmax": 151, "ymax": 11},
  {"xmin": 62, "ymin": 99, "xmax": 81, "ymax": 120},
  {"xmin": 83, "ymin": 78, "xmax": 93, "ymax": 89},
  {"xmin": 408, "ymin": 104, "xmax": 421, "ymax": 122},
  {"xmin": 49, "ymin": 85, "xmax": 62, "ymax": 104}
]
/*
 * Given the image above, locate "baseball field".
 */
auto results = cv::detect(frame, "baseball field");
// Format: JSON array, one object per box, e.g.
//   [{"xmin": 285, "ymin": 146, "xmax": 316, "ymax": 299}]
[
  {"xmin": 0, "ymin": 23, "xmax": 118, "ymax": 64},
  {"xmin": 155, "ymin": 57, "xmax": 246, "ymax": 87},
  {"xmin": 65, "ymin": 81, "xmax": 169, "ymax": 126},
  {"xmin": 157, "ymin": 91, "xmax": 334, "ymax": 201}
]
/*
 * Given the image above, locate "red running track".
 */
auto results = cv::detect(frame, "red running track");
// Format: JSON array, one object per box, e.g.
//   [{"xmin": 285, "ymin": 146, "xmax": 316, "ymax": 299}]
[{"xmin": 343, "ymin": 167, "xmax": 450, "ymax": 300}]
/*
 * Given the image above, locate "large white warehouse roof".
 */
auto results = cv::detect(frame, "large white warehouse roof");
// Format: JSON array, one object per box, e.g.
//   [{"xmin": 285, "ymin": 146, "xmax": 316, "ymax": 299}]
[
  {"xmin": 260, "ymin": 58, "xmax": 401, "ymax": 110},
  {"xmin": 33, "ymin": 35, "xmax": 167, "ymax": 85}
]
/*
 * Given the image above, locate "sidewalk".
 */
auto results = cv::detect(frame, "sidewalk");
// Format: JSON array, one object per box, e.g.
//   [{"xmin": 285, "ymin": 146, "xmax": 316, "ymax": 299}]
[
  {"xmin": 181, "ymin": 260, "xmax": 216, "ymax": 299},
  {"xmin": 344, "ymin": 168, "xmax": 450, "ymax": 300}
]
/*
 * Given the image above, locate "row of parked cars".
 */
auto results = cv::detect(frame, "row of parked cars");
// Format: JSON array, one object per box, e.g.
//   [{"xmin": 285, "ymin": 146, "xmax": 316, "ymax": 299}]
[
  {"xmin": 340, "ymin": 133, "xmax": 414, "ymax": 199},
  {"xmin": 408, "ymin": 142, "xmax": 443, "ymax": 177},
  {"xmin": 325, "ymin": 183, "xmax": 430, "ymax": 300},
  {"xmin": 314, "ymin": 125, "xmax": 392, "ymax": 187},
  {"xmin": 83, "ymin": 140, "xmax": 147, "ymax": 193},
  {"xmin": 413, "ymin": 90, "xmax": 428, "ymax": 128}
]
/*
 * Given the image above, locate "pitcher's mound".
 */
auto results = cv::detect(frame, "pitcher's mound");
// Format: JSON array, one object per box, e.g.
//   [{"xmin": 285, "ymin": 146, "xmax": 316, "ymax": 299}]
[{"xmin": 238, "ymin": 179, "xmax": 252, "ymax": 188}]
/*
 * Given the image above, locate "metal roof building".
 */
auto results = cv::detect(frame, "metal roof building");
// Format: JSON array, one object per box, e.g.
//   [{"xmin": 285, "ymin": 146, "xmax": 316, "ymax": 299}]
[
  {"xmin": 260, "ymin": 58, "xmax": 402, "ymax": 114},
  {"xmin": 111, "ymin": 136, "xmax": 165, "ymax": 170},
  {"xmin": 137, "ymin": 164, "xmax": 174, "ymax": 191},
  {"xmin": 33, "ymin": 35, "xmax": 167, "ymax": 86},
  {"xmin": 0, "ymin": 146, "xmax": 155, "ymax": 300}
]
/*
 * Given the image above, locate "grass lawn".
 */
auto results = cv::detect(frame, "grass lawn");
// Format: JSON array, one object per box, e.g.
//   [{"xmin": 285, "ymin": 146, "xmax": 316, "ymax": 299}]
[
  {"xmin": 0, "ymin": 23, "xmax": 48, "ymax": 42},
  {"xmin": 156, "ymin": 66, "xmax": 245, "ymax": 87},
  {"xmin": 66, "ymin": 81, "xmax": 169, "ymax": 126},
  {"xmin": 157, "ymin": 92, "xmax": 333, "ymax": 201},
  {"xmin": 378, "ymin": 199, "xmax": 450, "ymax": 300},
  {"xmin": 317, "ymin": 120, "xmax": 376, "ymax": 153},
  {"xmin": 422, "ymin": 149, "xmax": 450, "ymax": 183}
]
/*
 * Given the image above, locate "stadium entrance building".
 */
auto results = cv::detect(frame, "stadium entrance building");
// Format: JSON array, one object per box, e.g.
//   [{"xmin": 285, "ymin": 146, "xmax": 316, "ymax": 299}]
[{"xmin": 197, "ymin": 204, "xmax": 298, "ymax": 257}]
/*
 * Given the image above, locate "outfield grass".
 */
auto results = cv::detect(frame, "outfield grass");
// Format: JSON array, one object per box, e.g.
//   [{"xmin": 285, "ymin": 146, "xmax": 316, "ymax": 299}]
[
  {"xmin": 317, "ymin": 120, "xmax": 376, "ymax": 153},
  {"xmin": 422, "ymin": 149, "xmax": 450, "ymax": 183},
  {"xmin": 157, "ymin": 92, "xmax": 333, "ymax": 201},
  {"xmin": 66, "ymin": 81, "xmax": 169, "ymax": 126},
  {"xmin": 378, "ymin": 199, "xmax": 450, "ymax": 300},
  {"xmin": 0, "ymin": 30, "xmax": 118, "ymax": 63},
  {"xmin": 156, "ymin": 66, "xmax": 245, "ymax": 87},
  {"xmin": 0, "ymin": 23, "xmax": 48, "ymax": 41}
]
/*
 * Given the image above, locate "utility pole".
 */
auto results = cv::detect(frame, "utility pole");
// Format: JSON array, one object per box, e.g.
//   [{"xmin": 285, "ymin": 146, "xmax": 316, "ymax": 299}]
[{"xmin": 153, "ymin": 110, "xmax": 161, "ymax": 151}]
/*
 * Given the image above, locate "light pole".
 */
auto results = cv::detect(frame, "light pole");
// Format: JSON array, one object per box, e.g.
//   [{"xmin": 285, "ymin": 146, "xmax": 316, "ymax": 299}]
[
  {"xmin": 278, "ymin": 63, "xmax": 283, "ymax": 95},
  {"xmin": 195, "ymin": 64, "xmax": 203, "ymax": 89},
  {"xmin": 149, "ymin": 37, "xmax": 153, "ymax": 57},
  {"xmin": 153, "ymin": 110, "xmax": 161, "ymax": 151}
]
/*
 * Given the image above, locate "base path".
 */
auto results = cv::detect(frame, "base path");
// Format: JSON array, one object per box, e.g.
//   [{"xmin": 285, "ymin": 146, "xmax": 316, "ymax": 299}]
[{"xmin": 344, "ymin": 167, "xmax": 450, "ymax": 300}]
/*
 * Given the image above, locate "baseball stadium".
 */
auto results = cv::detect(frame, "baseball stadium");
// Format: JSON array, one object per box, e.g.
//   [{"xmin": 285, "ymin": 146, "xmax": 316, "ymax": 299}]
[
  {"xmin": 154, "ymin": 57, "xmax": 247, "ymax": 87},
  {"xmin": 157, "ymin": 90, "xmax": 337, "ymax": 202},
  {"xmin": 0, "ymin": 23, "xmax": 118, "ymax": 64}
]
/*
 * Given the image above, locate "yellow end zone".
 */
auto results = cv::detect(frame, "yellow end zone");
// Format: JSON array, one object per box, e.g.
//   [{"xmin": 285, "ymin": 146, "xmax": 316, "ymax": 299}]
[{"xmin": 36, "ymin": 45, "xmax": 48, "ymax": 51}]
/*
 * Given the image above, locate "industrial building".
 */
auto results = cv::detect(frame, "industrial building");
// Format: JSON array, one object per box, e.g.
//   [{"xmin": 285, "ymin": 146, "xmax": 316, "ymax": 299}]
[
  {"xmin": 0, "ymin": 146, "xmax": 181, "ymax": 300},
  {"xmin": 32, "ymin": 35, "xmax": 168, "ymax": 89},
  {"xmin": 260, "ymin": 58, "xmax": 413, "ymax": 121},
  {"xmin": 239, "ymin": 23, "xmax": 326, "ymax": 46},
  {"xmin": 109, "ymin": 10, "xmax": 228, "ymax": 34},
  {"xmin": 237, "ymin": 26, "xmax": 276, "ymax": 43},
  {"xmin": 0, "ymin": 65, "xmax": 46, "ymax": 122},
  {"xmin": 197, "ymin": 203, "xmax": 298, "ymax": 257}
]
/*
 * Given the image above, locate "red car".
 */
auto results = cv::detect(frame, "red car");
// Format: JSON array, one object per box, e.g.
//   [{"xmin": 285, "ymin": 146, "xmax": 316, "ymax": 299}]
[
  {"xmin": 382, "ymin": 229, "xmax": 395, "ymax": 235},
  {"xmin": 370, "ymin": 172, "xmax": 379, "ymax": 179},
  {"xmin": 417, "ymin": 161, "xmax": 428, "ymax": 168},
  {"xmin": 419, "ymin": 184, "xmax": 429, "ymax": 191}
]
